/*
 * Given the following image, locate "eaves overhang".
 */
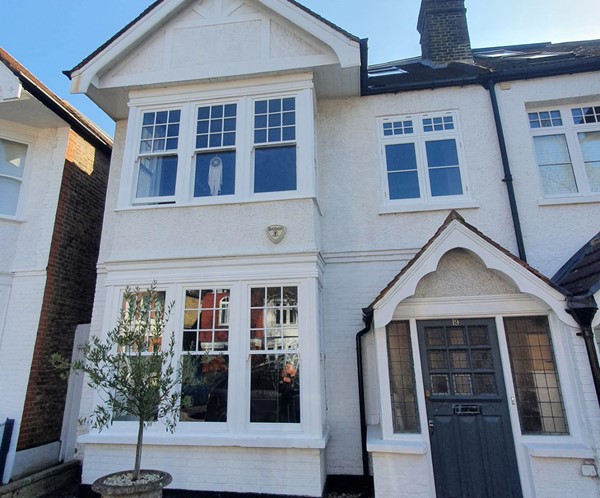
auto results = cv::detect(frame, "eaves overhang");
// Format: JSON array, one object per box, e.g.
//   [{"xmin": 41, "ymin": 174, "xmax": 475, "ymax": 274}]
[
  {"xmin": 66, "ymin": 0, "xmax": 361, "ymax": 110},
  {"xmin": 0, "ymin": 47, "xmax": 112, "ymax": 154}
]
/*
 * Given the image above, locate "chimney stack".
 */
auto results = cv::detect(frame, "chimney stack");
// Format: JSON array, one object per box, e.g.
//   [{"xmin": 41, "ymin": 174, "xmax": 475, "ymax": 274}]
[{"xmin": 418, "ymin": 0, "xmax": 473, "ymax": 67}]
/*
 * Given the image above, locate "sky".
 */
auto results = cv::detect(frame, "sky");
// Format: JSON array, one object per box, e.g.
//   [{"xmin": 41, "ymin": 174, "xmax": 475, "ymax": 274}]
[{"xmin": 1, "ymin": 0, "xmax": 598, "ymax": 137}]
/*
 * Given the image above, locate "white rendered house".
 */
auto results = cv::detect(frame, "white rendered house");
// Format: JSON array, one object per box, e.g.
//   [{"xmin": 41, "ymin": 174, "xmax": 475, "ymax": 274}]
[{"xmin": 67, "ymin": 0, "xmax": 600, "ymax": 496}]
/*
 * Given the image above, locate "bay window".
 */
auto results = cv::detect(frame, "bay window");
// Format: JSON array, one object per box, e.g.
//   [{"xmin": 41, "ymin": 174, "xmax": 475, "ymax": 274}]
[
  {"xmin": 103, "ymin": 277, "xmax": 317, "ymax": 437},
  {"xmin": 529, "ymin": 104, "xmax": 600, "ymax": 198},
  {"xmin": 124, "ymin": 81, "xmax": 314, "ymax": 208}
]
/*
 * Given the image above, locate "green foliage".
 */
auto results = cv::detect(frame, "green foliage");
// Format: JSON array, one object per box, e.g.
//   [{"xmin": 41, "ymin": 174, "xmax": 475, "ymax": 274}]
[{"xmin": 51, "ymin": 283, "xmax": 184, "ymax": 480}]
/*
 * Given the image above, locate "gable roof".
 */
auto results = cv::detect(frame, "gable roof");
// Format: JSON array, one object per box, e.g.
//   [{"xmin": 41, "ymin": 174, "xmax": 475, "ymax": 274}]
[
  {"xmin": 366, "ymin": 40, "xmax": 600, "ymax": 94},
  {"xmin": 0, "ymin": 47, "xmax": 112, "ymax": 153},
  {"xmin": 553, "ymin": 230, "xmax": 600, "ymax": 298},
  {"xmin": 66, "ymin": 0, "xmax": 358, "ymax": 78},
  {"xmin": 363, "ymin": 211, "xmax": 572, "ymax": 327}
]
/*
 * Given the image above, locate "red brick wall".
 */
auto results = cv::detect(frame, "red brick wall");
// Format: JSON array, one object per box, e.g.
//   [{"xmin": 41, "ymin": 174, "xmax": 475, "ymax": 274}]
[{"xmin": 17, "ymin": 130, "xmax": 110, "ymax": 451}]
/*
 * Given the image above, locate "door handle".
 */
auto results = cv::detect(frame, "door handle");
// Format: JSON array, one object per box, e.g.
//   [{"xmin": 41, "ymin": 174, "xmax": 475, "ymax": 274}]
[{"xmin": 428, "ymin": 420, "xmax": 434, "ymax": 434}]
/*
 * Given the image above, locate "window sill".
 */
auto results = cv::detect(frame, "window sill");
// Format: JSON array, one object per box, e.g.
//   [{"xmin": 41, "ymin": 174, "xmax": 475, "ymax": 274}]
[
  {"xmin": 523, "ymin": 440, "xmax": 594, "ymax": 459},
  {"xmin": 79, "ymin": 428, "xmax": 330, "ymax": 450},
  {"xmin": 119, "ymin": 194, "xmax": 316, "ymax": 212},
  {"xmin": 538, "ymin": 194, "xmax": 600, "ymax": 207},
  {"xmin": 379, "ymin": 199, "xmax": 479, "ymax": 215},
  {"xmin": 0, "ymin": 215, "xmax": 26, "ymax": 224},
  {"xmin": 366, "ymin": 425, "xmax": 427, "ymax": 455}
]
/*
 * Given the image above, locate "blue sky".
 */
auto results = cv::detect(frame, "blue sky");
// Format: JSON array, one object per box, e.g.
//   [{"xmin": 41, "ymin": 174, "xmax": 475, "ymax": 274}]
[{"xmin": 1, "ymin": 0, "xmax": 598, "ymax": 136}]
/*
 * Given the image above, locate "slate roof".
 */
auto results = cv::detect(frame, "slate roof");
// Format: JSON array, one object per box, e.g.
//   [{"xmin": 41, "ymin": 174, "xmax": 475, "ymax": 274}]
[
  {"xmin": 553, "ymin": 231, "xmax": 600, "ymax": 297},
  {"xmin": 0, "ymin": 47, "xmax": 112, "ymax": 153},
  {"xmin": 366, "ymin": 40, "xmax": 600, "ymax": 94}
]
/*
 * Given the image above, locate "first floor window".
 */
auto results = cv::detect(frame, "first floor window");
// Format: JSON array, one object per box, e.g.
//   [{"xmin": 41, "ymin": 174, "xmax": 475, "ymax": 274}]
[
  {"xmin": 529, "ymin": 104, "xmax": 600, "ymax": 197},
  {"xmin": 504, "ymin": 316, "xmax": 568, "ymax": 435},
  {"xmin": 136, "ymin": 110, "xmax": 181, "ymax": 201},
  {"xmin": 253, "ymin": 97, "xmax": 297, "ymax": 193},
  {"xmin": 380, "ymin": 111, "xmax": 466, "ymax": 203},
  {"xmin": 0, "ymin": 137, "xmax": 28, "ymax": 216}
]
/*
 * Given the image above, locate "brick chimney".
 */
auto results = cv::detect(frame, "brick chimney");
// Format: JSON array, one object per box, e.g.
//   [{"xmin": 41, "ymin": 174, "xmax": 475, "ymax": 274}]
[{"xmin": 418, "ymin": 0, "xmax": 473, "ymax": 67}]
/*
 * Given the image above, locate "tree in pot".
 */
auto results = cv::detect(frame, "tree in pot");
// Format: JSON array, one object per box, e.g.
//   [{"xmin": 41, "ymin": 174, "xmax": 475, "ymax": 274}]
[{"xmin": 52, "ymin": 284, "xmax": 184, "ymax": 497}]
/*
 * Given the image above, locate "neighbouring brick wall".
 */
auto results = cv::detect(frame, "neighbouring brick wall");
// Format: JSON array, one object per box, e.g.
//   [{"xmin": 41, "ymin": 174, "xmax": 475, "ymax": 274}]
[{"xmin": 17, "ymin": 130, "xmax": 110, "ymax": 451}]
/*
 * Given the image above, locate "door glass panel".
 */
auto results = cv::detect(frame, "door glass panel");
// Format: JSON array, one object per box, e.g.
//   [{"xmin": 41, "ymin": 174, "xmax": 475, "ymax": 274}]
[
  {"xmin": 468, "ymin": 326, "xmax": 490, "ymax": 345},
  {"xmin": 450, "ymin": 350, "xmax": 469, "ymax": 369},
  {"xmin": 472, "ymin": 350, "xmax": 493, "ymax": 369},
  {"xmin": 431, "ymin": 374, "xmax": 450, "ymax": 395},
  {"xmin": 447, "ymin": 327, "xmax": 466, "ymax": 345},
  {"xmin": 475, "ymin": 374, "xmax": 497, "ymax": 395},
  {"xmin": 426, "ymin": 327, "xmax": 445, "ymax": 346},
  {"xmin": 453, "ymin": 374, "xmax": 473, "ymax": 395},
  {"xmin": 428, "ymin": 351, "xmax": 447, "ymax": 370}
]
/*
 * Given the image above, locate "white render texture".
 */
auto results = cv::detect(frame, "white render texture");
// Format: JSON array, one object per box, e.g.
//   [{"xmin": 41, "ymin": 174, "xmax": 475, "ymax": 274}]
[{"xmin": 83, "ymin": 444, "xmax": 325, "ymax": 496}]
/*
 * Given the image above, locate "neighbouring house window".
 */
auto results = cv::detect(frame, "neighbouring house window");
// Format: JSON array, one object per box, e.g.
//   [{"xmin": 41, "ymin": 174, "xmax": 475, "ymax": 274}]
[
  {"xmin": 180, "ymin": 288, "xmax": 230, "ymax": 422},
  {"xmin": 529, "ymin": 104, "xmax": 600, "ymax": 197},
  {"xmin": 0, "ymin": 137, "xmax": 28, "ymax": 216},
  {"xmin": 379, "ymin": 111, "xmax": 467, "ymax": 203},
  {"xmin": 125, "ymin": 84, "xmax": 313, "ymax": 208},
  {"xmin": 135, "ymin": 110, "xmax": 181, "ymax": 202},
  {"xmin": 249, "ymin": 286, "xmax": 300, "ymax": 423},
  {"xmin": 386, "ymin": 321, "xmax": 420, "ymax": 433},
  {"xmin": 253, "ymin": 97, "xmax": 296, "ymax": 193},
  {"xmin": 194, "ymin": 104, "xmax": 237, "ymax": 197},
  {"xmin": 504, "ymin": 316, "xmax": 568, "ymax": 434}
]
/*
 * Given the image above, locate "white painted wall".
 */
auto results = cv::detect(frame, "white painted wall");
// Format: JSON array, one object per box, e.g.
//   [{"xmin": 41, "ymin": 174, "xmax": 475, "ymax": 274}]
[{"xmin": 493, "ymin": 72, "xmax": 600, "ymax": 277}]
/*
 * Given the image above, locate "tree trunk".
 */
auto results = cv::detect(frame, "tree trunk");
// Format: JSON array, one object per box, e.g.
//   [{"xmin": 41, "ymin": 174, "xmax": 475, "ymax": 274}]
[{"xmin": 133, "ymin": 419, "xmax": 144, "ymax": 481}]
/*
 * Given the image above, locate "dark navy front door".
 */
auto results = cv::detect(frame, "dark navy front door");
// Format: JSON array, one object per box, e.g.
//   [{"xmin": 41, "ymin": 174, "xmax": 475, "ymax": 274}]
[{"xmin": 418, "ymin": 319, "xmax": 523, "ymax": 498}]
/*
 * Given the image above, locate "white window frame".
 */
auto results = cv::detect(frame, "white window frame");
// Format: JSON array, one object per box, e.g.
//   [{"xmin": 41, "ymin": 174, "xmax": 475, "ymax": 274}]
[
  {"xmin": 0, "ymin": 134, "xmax": 30, "ymax": 219},
  {"xmin": 119, "ymin": 77, "xmax": 315, "ymax": 209},
  {"xmin": 378, "ymin": 111, "xmax": 470, "ymax": 211},
  {"xmin": 528, "ymin": 103, "xmax": 600, "ymax": 199},
  {"xmin": 95, "ymin": 270, "xmax": 323, "ymax": 444}
]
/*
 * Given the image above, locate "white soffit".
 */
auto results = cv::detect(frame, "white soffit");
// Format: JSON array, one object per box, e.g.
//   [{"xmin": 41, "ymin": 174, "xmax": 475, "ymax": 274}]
[
  {"xmin": 69, "ymin": 0, "xmax": 361, "ymax": 108},
  {"xmin": 373, "ymin": 220, "xmax": 573, "ymax": 329}
]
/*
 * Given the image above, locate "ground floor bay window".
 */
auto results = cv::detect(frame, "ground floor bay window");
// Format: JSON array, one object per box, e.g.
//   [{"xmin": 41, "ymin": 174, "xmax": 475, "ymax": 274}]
[{"xmin": 86, "ymin": 266, "xmax": 324, "ymax": 444}]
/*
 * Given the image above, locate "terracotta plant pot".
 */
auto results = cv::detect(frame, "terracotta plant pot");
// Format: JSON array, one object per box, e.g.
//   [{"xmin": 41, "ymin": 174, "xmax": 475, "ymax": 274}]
[{"xmin": 92, "ymin": 470, "xmax": 172, "ymax": 498}]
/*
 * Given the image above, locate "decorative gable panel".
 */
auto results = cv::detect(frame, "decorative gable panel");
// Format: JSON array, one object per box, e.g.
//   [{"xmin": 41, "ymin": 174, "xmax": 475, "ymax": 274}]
[{"xmin": 100, "ymin": 0, "xmax": 336, "ymax": 89}]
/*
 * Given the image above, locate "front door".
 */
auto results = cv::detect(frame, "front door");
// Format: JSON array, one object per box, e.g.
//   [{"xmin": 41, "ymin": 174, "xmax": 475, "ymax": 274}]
[{"xmin": 418, "ymin": 318, "xmax": 522, "ymax": 498}]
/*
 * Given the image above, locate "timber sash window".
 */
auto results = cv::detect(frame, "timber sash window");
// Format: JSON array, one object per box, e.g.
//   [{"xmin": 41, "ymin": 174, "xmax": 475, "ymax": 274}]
[
  {"xmin": 380, "ymin": 111, "xmax": 467, "ymax": 204},
  {"xmin": 135, "ymin": 110, "xmax": 180, "ymax": 202},
  {"xmin": 249, "ymin": 286, "xmax": 300, "ymax": 423},
  {"xmin": 529, "ymin": 104, "xmax": 600, "ymax": 197},
  {"xmin": 180, "ymin": 288, "xmax": 230, "ymax": 422},
  {"xmin": 0, "ymin": 137, "xmax": 28, "ymax": 216}
]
